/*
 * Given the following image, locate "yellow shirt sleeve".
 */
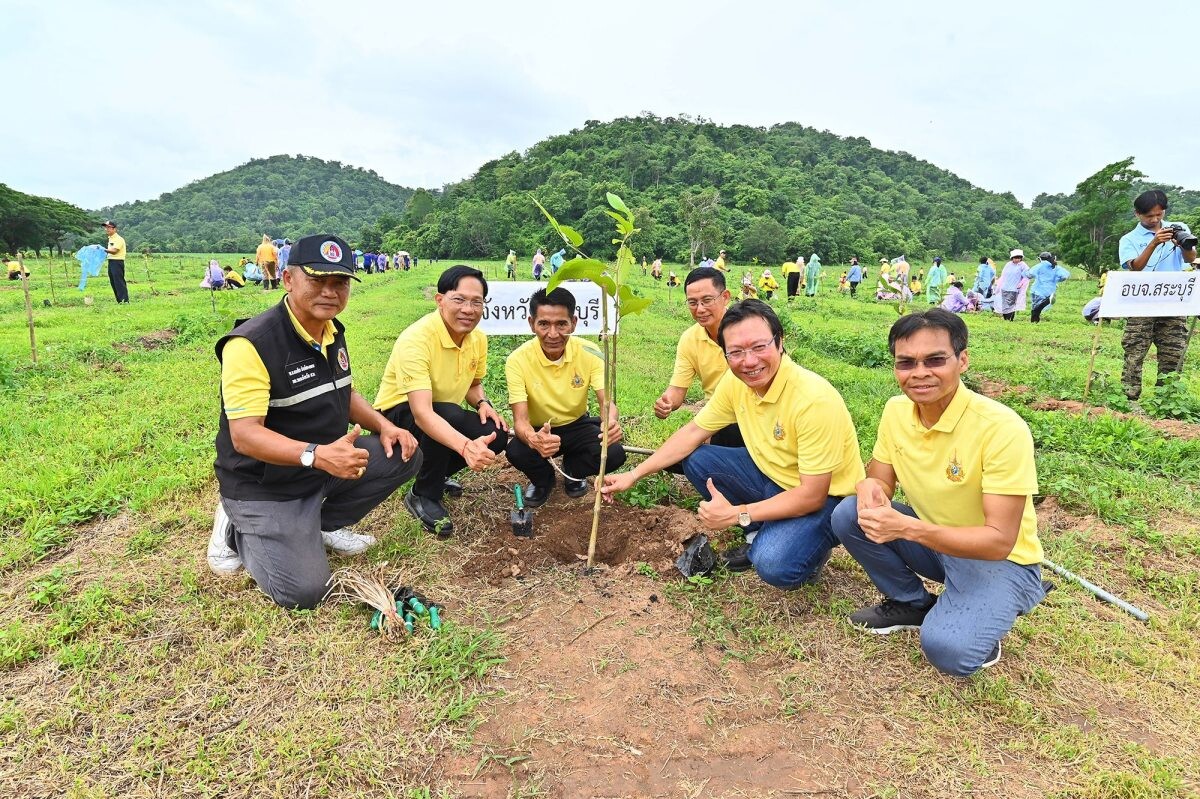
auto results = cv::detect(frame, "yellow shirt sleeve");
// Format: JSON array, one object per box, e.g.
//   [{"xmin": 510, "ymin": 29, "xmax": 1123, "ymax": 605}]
[
  {"xmin": 587, "ymin": 348, "xmax": 604, "ymax": 393},
  {"xmin": 980, "ymin": 422, "xmax": 1039, "ymax": 496},
  {"xmin": 221, "ymin": 337, "xmax": 270, "ymax": 419},
  {"xmin": 871, "ymin": 405, "xmax": 897, "ymax": 465},
  {"xmin": 693, "ymin": 372, "xmax": 738, "ymax": 431},
  {"xmin": 668, "ymin": 335, "xmax": 697, "ymax": 390},
  {"xmin": 109, "ymin": 235, "xmax": 127, "ymax": 259},
  {"xmin": 505, "ymin": 353, "xmax": 528, "ymax": 406}
]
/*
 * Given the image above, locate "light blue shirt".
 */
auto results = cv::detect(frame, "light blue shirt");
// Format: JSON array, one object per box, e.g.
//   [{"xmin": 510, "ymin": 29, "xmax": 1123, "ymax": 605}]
[
  {"xmin": 973, "ymin": 262, "xmax": 995, "ymax": 293},
  {"xmin": 1119, "ymin": 220, "xmax": 1192, "ymax": 272},
  {"xmin": 847, "ymin": 264, "xmax": 862, "ymax": 282},
  {"xmin": 1028, "ymin": 260, "xmax": 1070, "ymax": 299}
]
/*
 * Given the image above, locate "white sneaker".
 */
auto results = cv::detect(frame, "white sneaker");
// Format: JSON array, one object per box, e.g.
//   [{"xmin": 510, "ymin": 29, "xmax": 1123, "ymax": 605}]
[
  {"xmin": 980, "ymin": 641, "xmax": 1002, "ymax": 670},
  {"xmin": 321, "ymin": 527, "xmax": 377, "ymax": 555},
  {"xmin": 207, "ymin": 501, "xmax": 243, "ymax": 575}
]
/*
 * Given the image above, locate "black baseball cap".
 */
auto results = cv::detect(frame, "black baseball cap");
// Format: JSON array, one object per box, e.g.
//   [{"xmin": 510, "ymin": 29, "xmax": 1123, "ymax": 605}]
[
  {"xmin": 287, "ymin": 234, "xmax": 360, "ymax": 281},
  {"xmin": 102, "ymin": 220, "xmax": 117, "ymax": 227}
]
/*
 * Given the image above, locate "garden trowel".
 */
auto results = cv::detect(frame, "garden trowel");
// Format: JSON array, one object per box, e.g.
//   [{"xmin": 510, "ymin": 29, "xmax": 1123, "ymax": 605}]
[{"xmin": 510, "ymin": 484, "xmax": 534, "ymax": 537}]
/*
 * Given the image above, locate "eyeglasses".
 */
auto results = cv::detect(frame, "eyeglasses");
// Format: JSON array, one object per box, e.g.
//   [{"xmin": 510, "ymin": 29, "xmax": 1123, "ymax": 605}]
[
  {"xmin": 446, "ymin": 295, "xmax": 484, "ymax": 310},
  {"xmin": 685, "ymin": 295, "xmax": 721, "ymax": 309},
  {"xmin": 725, "ymin": 337, "xmax": 779, "ymax": 362},
  {"xmin": 894, "ymin": 355, "xmax": 952, "ymax": 371}
]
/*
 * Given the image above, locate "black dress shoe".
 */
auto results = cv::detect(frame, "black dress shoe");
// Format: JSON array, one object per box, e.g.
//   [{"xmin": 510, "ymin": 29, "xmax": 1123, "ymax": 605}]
[
  {"xmin": 563, "ymin": 478, "xmax": 589, "ymax": 498},
  {"xmin": 403, "ymin": 490, "xmax": 454, "ymax": 537},
  {"xmin": 718, "ymin": 542, "xmax": 752, "ymax": 572},
  {"xmin": 523, "ymin": 483, "xmax": 553, "ymax": 508},
  {"xmin": 443, "ymin": 478, "xmax": 464, "ymax": 497}
]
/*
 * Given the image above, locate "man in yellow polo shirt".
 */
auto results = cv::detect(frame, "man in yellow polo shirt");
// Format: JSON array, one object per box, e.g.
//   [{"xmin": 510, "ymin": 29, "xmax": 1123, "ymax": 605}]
[
  {"xmin": 654, "ymin": 266, "xmax": 743, "ymax": 449},
  {"xmin": 102, "ymin": 220, "xmax": 129, "ymax": 303},
  {"xmin": 375, "ymin": 265, "xmax": 510, "ymax": 535},
  {"xmin": 207, "ymin": 234, "xmax": 421, "ymax": 609},
  {"xmin": 831, "ymin": 308, "xmax": 1047, "ymax": 676},
  {"xmin": 604, "ymin": 300, "xmax": 864, "ymax": 590},
  {"xmin": 506, "ymin": 287, "xmax": 625, "ymax": 506}
]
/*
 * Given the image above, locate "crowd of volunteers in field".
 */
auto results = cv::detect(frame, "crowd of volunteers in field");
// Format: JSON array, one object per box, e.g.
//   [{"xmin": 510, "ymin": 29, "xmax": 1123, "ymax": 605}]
[{"xmin": 17, "ymin": 191, "xmax": 1186, "ymax": 677}]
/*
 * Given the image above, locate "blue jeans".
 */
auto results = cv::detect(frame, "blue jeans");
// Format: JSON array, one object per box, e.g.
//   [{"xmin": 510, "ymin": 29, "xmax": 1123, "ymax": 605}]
[
  {"xmin": 831, "ymin": 497, "xmax": 1047, "ymax": 676},
  {"xmin": 682, "ymin": 445, "xmax": 841, "ymax": 590}
]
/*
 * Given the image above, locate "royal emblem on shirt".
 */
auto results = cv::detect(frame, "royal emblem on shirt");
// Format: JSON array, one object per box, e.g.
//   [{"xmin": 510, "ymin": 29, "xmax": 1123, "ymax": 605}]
[
  {"xmin": 337, "ymin": 347, "xmax": 349, "ymax": 371},
  {"xmin": 773, "ymin": 421, "xmax": 784, "ymax": 441},
  {"xmin": 571, "ymin": 373, "xmax": 583, "ymax": 388},
  {"xmin": 946, "ymin": 451, "xmax": 964, "ymax": 482}
]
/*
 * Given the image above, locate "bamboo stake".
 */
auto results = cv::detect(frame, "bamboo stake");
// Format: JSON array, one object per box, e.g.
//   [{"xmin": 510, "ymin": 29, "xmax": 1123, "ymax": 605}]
[
  {"xmin": 1082, "ymin": 314, "xmax": 1104, "ymax": 402},
  {"xmin": 47, "ymin": 254, "xmax": 56, "ymax": 304},
  {"xmin": 586, "ymin": 295, "xmax": 611, "ymax": 570},
  {"xmin": 19, "ymin": 254, "xmax": 36, "ymax": 364}
]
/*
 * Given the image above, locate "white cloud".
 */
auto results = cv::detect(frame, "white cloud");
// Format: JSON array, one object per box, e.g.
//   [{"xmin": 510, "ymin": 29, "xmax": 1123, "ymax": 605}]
[{"xmin": 2, "ymin": 0, "xmax": 1196, "ymax": 209}]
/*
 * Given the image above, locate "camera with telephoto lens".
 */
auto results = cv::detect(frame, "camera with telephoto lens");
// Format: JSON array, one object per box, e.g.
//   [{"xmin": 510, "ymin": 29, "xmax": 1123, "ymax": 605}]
[{"xmin": 1167, "ymin": 224, "xmax": 1198, "ymax": 250}]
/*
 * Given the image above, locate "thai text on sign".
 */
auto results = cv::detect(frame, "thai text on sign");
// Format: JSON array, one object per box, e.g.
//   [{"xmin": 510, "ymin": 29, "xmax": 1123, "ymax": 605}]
[
  {"xmin": 478, "ymin": 281, "xmax": 620, "ymax": 335},
  {"xmin": 1099, "ymin": 272, "xmax": 1200, "ymax": 318}
]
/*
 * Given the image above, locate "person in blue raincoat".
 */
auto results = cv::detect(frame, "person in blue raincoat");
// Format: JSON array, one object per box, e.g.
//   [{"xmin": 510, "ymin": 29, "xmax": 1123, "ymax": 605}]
[
  {"xmin": 1027, "ymin": 252, "xmax": 1070, "ymax": 323},
  {"xmin": 972, "ymin": 256, "xmax": 996, "ymax": 299},
  {"xmin": 804, "ymin": 253, "xmax": 822, "ymax": 296},
  {"xmin": 549, "ymin": 248, "xmax": 565, "ymax": 274}
]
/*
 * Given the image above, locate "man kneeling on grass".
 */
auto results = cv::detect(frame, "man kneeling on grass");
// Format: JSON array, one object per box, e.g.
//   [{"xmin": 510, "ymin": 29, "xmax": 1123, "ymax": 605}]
[
  {"xmin": 831, "ymin": 308, "xmax": 1047, "ymax": 675},
  {"xmin": 602, "ymin": 299, "xmax": 864, "ymax": 589},
  {"xmin": 505, "ymin": 287, "xmax": 625, "ymax": 505},
  {"xmin": 207, "ymin": 235, "xmax": 422, "ymax": 609}
]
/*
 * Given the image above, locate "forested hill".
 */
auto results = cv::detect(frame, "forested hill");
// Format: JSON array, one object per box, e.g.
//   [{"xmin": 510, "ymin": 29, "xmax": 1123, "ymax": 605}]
[
  {"xmin": 387, "ymin": 114, "xmax": 1055, "ymax": 264},
  {"xmin": 97, "ymin": 155, "xmax": 414, "ymax": 253}
]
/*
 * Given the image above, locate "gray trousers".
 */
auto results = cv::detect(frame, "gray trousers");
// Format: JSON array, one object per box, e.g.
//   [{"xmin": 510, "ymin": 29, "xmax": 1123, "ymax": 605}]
[{"xmin": 221, "ymin": 435, "xmax": 421, "ymax": 609}]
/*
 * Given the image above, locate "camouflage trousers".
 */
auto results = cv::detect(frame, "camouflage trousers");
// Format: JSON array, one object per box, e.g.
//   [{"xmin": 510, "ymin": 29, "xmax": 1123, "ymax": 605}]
[{"xmin": 1121, "ymin": 316, "xmax": 1189, "ymax": 400}]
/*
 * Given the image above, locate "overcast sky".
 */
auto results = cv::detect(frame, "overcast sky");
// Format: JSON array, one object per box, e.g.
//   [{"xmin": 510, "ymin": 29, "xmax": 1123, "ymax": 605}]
[{"xmin": 3, "ymin": 0, "xmax": 1197, "ymax": 211}]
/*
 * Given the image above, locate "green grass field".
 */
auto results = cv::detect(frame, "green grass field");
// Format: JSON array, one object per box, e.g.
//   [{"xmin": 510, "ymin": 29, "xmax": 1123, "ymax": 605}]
[{"xmin": 1, "ymin": 253, "xmax": 1198, "ymax": 798}]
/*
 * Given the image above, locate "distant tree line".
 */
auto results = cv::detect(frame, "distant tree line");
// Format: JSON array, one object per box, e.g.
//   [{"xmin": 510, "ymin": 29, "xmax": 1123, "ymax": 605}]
[
  {"xmin": 0, "ymin": 183, "xmax": 97, "ymax": 256},
  {"xmin": 95, "ymin": 154, "xmax": 413, "ymax": 253},
  {"xmin": 381, "ymin": 114, "xmax": 1060, "ymax": 266}
]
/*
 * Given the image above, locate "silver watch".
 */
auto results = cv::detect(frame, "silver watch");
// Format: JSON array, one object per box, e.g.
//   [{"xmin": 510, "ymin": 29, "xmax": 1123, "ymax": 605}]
[
  {"xmin": 300, "ymin": 442, "xmax": 318, "ymax": 468},
  {"xmin": 738, "ymin": 507, "xmax": 752, "ymax": 527}
]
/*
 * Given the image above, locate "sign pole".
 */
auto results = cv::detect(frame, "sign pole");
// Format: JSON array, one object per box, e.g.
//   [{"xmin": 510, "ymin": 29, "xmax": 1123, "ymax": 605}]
[{"xmin": 19, "ymin": 254, "xmax": 37, "ymax": 364}]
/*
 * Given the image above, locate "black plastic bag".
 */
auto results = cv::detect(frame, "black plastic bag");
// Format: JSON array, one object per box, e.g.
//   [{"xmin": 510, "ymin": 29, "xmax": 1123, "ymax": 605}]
[{"xmin": 675, "ymin": 533, "xmax": 716, "ymax": 578}]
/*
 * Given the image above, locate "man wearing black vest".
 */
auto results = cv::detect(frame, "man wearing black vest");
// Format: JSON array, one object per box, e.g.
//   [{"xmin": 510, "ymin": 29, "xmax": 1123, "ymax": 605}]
[{"xmin": 207, "ymin": 234, "xmax": 422, "ymax": 609}]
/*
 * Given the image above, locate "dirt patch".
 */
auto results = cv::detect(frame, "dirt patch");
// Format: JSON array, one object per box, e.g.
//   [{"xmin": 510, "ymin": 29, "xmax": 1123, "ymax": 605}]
[
  {"xmin": 976, "ymin": 377, "xmax": 1031, "ymax": 398},
  {"xmin": 112, "ymin": 328, "xmax": 178, "ymax": 353},
  {"xmin": 137, "ymin": 328, "xmax": 178, "ymax": 349},
  {"xmin": 1030, "ymin": 398, "xmax": 1200, "ymax": 440},
  {"xmin": 455, "ymin": 467, "xmax": 701, "ymax": 584},
  {"xmin": 437, "ymin": 573, "xmax": 858, "ymax": 798}
]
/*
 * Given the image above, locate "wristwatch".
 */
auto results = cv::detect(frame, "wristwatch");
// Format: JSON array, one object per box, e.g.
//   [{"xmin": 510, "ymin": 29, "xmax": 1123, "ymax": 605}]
[
  {"xmin": 300, "ymin": 442, "xmax": 318, "ymax": 468},
  {"xmin": 738, "ymin": 505, "xmax": 752, "ymax": 527},
  {"xmin": 476, "ymin": 398, "xmax": 492, "ymax": 410}
]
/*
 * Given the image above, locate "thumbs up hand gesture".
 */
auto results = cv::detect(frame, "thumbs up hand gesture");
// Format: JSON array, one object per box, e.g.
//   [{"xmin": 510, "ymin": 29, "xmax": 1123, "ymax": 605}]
[
  {"xmin": 462, "ymin": 431, "xmax": 498, "ymax": 470},
  {"xmin": 697, "ymin": 477, "xmax": 740, "ymax": 530},
  {"xmin": 320, "ymin": 424, "xmax": 371, "ymax": 479},
  {"xmin": 529, "ymin": 421, "xmax": 561, "ymax": 458}
]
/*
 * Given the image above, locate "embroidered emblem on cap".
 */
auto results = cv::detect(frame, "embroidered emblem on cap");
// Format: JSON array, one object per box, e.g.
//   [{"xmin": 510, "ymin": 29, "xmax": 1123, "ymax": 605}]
[
  {"xmin": 320, "ymin": 241, "xmax": 343, "ymax": 262},
  {"xmin": 337, "ymin": 347, "xmax": 349, "ymax": 371}
]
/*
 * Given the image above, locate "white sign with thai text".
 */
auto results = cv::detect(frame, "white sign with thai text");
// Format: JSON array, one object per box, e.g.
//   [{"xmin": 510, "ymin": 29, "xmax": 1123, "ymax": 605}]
[
  {"xmin": 478, "ymin": 281, "xmax": 619, "ymax": 335},
  {"xmin": 1099, "ymin": 271, "xmax": 1200, "ymax": 318}
]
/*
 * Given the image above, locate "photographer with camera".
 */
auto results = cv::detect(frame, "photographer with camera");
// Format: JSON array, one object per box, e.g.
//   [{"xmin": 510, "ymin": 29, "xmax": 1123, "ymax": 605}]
[{"xmin": 1118, "ymin": 190, "xmax": 1198, "ymax": 401}]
